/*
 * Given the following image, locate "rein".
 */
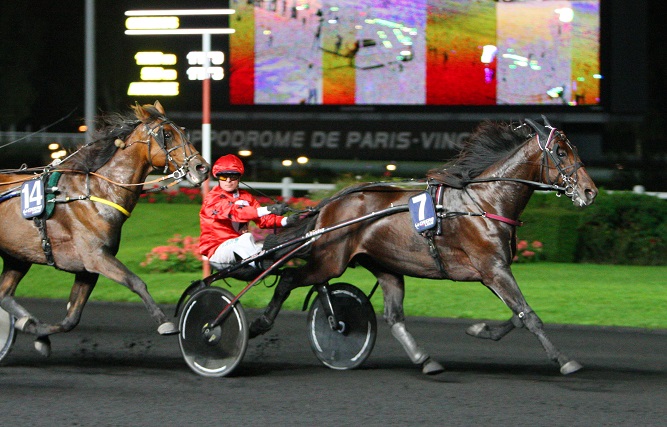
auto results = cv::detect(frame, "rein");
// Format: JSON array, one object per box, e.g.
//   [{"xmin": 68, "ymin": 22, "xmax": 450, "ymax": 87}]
[
  {"xmin": 0, "ymin": 116, "xmax": 197, "ymax": 218},
  {"xmin": 462, "ymin": 176, "xmax": 566, "ymax": 193}
]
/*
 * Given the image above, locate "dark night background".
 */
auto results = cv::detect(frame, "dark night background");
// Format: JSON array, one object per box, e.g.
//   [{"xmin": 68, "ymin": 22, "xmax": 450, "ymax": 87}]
[{"xmin": 1, "ymin": 0, "xmax": 665, "ymax": 189}]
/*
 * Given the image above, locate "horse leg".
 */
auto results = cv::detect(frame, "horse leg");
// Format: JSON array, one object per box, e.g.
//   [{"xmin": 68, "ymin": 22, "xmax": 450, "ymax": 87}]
[
  {"xmin": 0, "ymin": 257, "xmax": 53, "ymax": 357},
  {"xmin": 248, "ymin": 270, "xmax": 298, "ymax": 338},
  {"xmin": 466, "ymin": 313, "xmax": 522, "ymax": 341},
  {"xmin": 3, "ymin": 271, "xmax": 100, "ymax": 357},
  {"xmin": 369, "ymin": 267, "xmax": 444, "ymax": 375},
  {"xmin": 0, "ymin": 257, "xmax": 34, "ymax": 330},
  {"xmin": 86, "ymin": 253, "xmax": 177, "ymax": 335},
  {"xmin": 483, "ymin": 268, "xmax": 582, "ymax": 374}
]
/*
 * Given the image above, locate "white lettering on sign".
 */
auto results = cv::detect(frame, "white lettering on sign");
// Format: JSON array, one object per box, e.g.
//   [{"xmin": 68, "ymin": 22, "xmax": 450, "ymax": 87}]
[
  {"xmin": 420, "ymin": 132, "xmax": 468, "ymax": 150},
  {"xmin": 191, "ymin": 130, "xmax": 470, "ymax": 152},
  {"xmin": 187, "ymin": 67, "xmax": 224, "ymax": 81},
  {"xmin": 187, "ymin": 51, "xmax": 225, "ymax": 65},
  {"xmin": 311, "ymin": 131, "xmax": 341, "ymax": 149},
  {"xmin": 344, "ymin": 131, "xmax": 412, "ymax": 150},
  {"xmin": 208, "ymin": 130, "xmax": 306, "ymax": 148}
]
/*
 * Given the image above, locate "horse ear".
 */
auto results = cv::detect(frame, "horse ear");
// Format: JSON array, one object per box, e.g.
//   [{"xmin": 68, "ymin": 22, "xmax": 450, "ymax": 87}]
[
  {"xmin": 154, "ymin": 100, "xmax": 165, "ymax": 115},
  {"xmin": 131, "ymin": 101, "xmax": 151, "ymax": 122},
  {"xmin": 524, "ymin": 118, "xmax": 548, "ymax": 142}
]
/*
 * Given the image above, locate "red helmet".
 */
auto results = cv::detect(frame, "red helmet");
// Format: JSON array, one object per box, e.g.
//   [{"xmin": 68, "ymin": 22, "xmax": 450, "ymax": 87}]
[{"xmin": 212, "ymin": 154, "xmax": 245, "ymax": 176}]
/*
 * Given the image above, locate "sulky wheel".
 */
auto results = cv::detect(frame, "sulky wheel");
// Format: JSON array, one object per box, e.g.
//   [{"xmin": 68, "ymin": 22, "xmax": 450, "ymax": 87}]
[
  {"xmin": 307, "ymin": 282, "xmax": 377, "ymax": 370},
  {"xmin": 0, "ymin": 306, "xmax": 16, "ymax": 363},
  {"xmin": 178, "ymin": 286, "xmax": 248, "ymax": 377}
]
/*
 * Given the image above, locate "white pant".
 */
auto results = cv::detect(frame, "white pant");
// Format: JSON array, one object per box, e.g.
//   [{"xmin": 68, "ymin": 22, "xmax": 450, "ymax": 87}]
[{"xmin": 207, "ymin": 233, "xmax": 262, "ymax": 270}]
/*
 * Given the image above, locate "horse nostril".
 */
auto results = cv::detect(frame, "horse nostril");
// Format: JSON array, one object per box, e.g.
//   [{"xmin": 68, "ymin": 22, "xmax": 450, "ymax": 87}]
[
  {"xmin": 196, "ymin": 163, "xmax": 209, "ymax": 174},
  {"xmin": 585, "ymin": 188, "xmax": 597, "ymax": 201}
]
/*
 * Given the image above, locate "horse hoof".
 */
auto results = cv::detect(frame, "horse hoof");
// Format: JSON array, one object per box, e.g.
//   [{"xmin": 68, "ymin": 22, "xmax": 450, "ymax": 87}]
[
  {"xmin": 465, "ymin": 322, "xmax": 488, "ymax": 338},
  {"xmin": 157, "ymin": 322, "xmax": 178, "ymax": 335},
  {"xmin": 249, "ymin": 316, "xmax": 272, "ymax": 339},
  {"xmin": 422, "ymin": 358, "xmax": 445, "ymax": 375},
  {"xmin": 560, "ymin": 360, "xmax": 583, "ymax": 375},
  {"xmin": 34, "ymin": 337, "xmax": 51, "ymax": 357}
]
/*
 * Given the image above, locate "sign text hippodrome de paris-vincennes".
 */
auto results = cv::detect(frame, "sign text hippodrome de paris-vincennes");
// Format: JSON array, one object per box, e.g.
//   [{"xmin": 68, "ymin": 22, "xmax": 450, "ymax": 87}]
[{"xmin": 189, "ymin": 129, "xmax": 471, "ymax": 156}]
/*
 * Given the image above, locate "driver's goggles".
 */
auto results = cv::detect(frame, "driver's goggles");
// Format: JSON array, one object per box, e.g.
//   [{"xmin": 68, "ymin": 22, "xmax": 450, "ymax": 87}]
[{"xmin": 217, "ymin": 173, "xmax": 241, "ymax": 182}]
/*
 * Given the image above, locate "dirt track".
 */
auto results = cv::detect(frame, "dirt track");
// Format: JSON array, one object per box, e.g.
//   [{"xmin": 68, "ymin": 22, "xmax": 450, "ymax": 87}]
[{"xmin": 1, "ymin": 299, "xmax": 665, "ymax": 426}]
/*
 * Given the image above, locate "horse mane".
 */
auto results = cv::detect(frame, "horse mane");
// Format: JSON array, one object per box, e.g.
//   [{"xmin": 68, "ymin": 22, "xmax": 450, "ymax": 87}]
[
  {"xmin": 427, "ymin": 120, "xmax": 532, "ymax": 187},
  {"xmin": 59, "ymin": 105, "xmax": 165, "ymax": 172}
]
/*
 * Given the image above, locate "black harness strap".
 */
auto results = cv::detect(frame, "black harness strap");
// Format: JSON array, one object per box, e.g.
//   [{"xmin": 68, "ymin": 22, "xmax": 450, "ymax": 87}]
[
  {"xmin": 428, "ymin": 182, "xmax": 446, "ymax": 236},
  {"xmin": 32, "ymin": 172, "xmax": 61, "ymax": 268},
  {"xmin": 423, "ymin": 229, "xmax": 447, "ymax": 275},
  {"xmin": 423, "ymin": 182, "xmax": 447, "ymax": 275},
  {"xmin": 33, "ymin": 216, "xmax": 56, "ymax": 267}
]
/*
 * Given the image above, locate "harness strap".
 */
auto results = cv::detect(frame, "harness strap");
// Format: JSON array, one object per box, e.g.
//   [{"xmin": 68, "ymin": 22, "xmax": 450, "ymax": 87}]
[
  {"xmin": 33, "ymin": 216, "xmax": 56, "ymax": 267},
  {"xmin": 422, "ymin": 183, "xmax": 447, "ymax": 274},
  {"xmin": 84, "ymin": 173, "xmax": 130, "ymax": 217},
  {"xmin": 483, "ymin": 212, "xmax": 523, "ymax": 226},
  {"xmin": 89, "ymin": 196, "xmax": 131, "ymax": 217},
  {"xmin": 424, "ymin": 230, "xmax": 447, "ymax": 275},
  {"xmin": 430, "ymin": 184, "xmax": 446, "ymax": 236},
  {"xmin": 463, "ymin": 188, "xmax": 522, "ymax": 227}
]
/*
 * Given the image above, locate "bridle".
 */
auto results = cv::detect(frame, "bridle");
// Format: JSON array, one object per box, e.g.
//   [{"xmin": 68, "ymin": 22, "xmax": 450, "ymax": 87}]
[
  {"xmin": 462, "ymin": 118, "xmax": 584, "ymax": 201},
  {"xmin": 526, "ymin": 117, "xmax": 583, "ymax": 199},
  {"xmin": 142, "ymin": 119, "xmax": 200, "ymax": 182}
]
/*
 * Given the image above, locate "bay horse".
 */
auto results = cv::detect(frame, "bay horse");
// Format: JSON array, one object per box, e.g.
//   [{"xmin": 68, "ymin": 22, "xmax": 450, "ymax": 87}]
[
  {"xmin": 0, "ymin": 101, "xmax": 209, "ymax": 356},
  {"xmin": 251, "ymin": 117, "xmax": 598, "ymax": 375}
]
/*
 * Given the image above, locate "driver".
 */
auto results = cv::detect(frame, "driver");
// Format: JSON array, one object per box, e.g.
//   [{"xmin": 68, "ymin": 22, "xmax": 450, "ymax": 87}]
[{"xmin": 198, "ymin": 154, "xmax": 296, "ymax": 276}]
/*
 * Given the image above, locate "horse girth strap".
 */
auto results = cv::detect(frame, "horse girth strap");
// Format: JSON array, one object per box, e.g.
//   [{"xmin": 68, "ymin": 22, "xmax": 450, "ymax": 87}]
[
  {"xmin": 420, "ymin": 184, "xmax": 447, "ymax": 275},
  {"xmin": 33, "ymin": 216, "xmax": 56, "ymax": 267},
  {"xmin": 423, "ymin": 230, "xmax": 447, "ymax": 275}
]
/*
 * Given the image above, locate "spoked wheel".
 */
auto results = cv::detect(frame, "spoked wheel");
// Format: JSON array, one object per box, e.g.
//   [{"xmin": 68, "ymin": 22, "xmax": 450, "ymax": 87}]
[
  {"xmin": 0, "ymin": 307, "xmax": 16, "ymax": 363},
  {"xmin": 178, "ymin": 286, "xmax": 248, "ymax": 377},
  {"xmin": 307, "ymin": 282, "xmax": 377, "ymax": 370}
]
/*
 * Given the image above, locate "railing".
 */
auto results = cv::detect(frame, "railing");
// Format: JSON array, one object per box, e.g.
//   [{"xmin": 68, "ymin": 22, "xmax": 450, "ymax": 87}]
[
  {"xmin": 237, "ymin": 177, "xmax": 336, "ymax": 199},
  {"xmin": 149, "ymin": 176, "xmax": 336, "ymax": 199}
]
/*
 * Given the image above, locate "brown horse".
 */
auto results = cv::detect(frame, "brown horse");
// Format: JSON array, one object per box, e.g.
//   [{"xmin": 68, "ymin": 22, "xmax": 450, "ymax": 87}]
[
  {"xmin": 0, "ymin": 101, "xmax": 209, "ymax": 356},
  {"xmin": 251, "ymin": 118, "xmax": 598, "ymax": 375}
]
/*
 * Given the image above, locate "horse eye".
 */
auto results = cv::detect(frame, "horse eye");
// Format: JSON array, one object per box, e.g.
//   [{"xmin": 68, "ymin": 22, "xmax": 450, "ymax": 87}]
[
  {"xmin": 558, "ymin": 148, "xmax": 567, "ymax": 158},
  {"xmin": 164, "ymin": 131, "xmax": 173, "ymax": 140}
]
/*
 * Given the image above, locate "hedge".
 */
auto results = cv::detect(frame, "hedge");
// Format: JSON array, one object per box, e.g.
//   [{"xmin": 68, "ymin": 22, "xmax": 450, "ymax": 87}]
[
  {"xmin": 139, "ymin": 185, "xmax": 666, "ymax": 265},
  {"xmin": 519, "ymin": 191, "xmax": 667, "ymax": 265}
]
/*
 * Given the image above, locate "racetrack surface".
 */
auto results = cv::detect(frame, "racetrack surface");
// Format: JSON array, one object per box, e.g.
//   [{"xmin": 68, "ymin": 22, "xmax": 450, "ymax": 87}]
[{"xmin": 1, "ymin": 299, "xmax": 665, "ymax": 426}]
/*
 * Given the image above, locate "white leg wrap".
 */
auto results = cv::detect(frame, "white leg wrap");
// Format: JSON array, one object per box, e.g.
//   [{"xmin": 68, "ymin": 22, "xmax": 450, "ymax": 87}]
[
  {"xmin": 14, "ymin": 316, "xmax": 32, "ymax": 332},
  {"xmin": 391, "ymin": 322, "xmax": 428, "ymax": 365}
]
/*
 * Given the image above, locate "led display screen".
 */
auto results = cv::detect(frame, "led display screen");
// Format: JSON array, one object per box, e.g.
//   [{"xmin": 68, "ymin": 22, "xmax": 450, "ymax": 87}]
[{"xmin": 228, "ymin": 0, "xmax": 600, "ymax": 107}]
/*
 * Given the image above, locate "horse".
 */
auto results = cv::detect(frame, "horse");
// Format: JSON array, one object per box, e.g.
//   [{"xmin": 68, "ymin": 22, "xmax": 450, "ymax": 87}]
[
  {"xmin": 0, "ymin": 101, "xmax": 209, "ymax": 357},
  {"xmin": 250, "ymin": 117, "xmax": 598, "ymax": 375}
]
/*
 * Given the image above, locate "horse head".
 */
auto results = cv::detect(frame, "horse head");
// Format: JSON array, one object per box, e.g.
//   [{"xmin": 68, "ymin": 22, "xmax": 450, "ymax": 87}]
[
  {"xmin": 131, "ymin": 101, "xmax": 210, "ymax": 186},
  {"xmin": 524, "ymin": 116, "xmax": 598, "ymax": 207}
]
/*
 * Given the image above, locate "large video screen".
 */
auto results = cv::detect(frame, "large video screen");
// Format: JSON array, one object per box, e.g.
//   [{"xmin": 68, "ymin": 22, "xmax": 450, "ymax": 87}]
[{"xmin": 228, "ymin": 0, "xmax": 600, "ymax": 107}]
